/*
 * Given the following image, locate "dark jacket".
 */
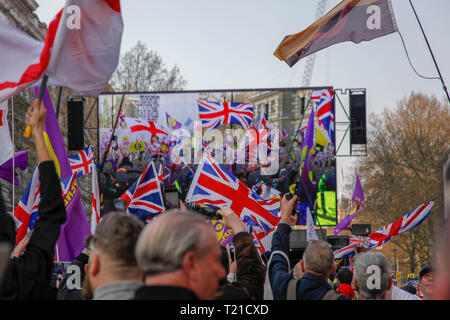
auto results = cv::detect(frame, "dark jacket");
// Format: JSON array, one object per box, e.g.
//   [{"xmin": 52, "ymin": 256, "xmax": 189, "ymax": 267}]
[
  {"xmin": 268, "ymin": 222, "xmax": 349, "ymax": 300},
  {"xmin": 134, "ymin": 285, "xmax": 198, "ymax": 300},
  {"xmin": 215, "ymin": 232, "xmax": 266, "ymax": 300},
  {"xmin": 0, "ymin": 161, "xmax": 67, "ymax": 300},
  {"xmin": 56, "ymin": 252, "xmax": 89, "ymax": 300}
]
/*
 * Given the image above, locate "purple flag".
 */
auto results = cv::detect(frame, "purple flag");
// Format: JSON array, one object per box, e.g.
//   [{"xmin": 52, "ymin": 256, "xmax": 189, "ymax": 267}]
[
  {"xmin": 334, "ymin": 170, "xmax": 366, "ymax": 235},
  {"xmin": 351, "ymin": 171, "xmax": 365, "ymax": 207},
  {"xmin": 37, "ymin": 88, "xmax": 91, "ymax": 262},
  {"xmin": 0, "ymin": 150, "xmax": 28, "ymax": 185},
  {"xmin": 166, "ymin": 112, "xmax": 182, "ymax": 130},
  {"xmin": 299, "ymin": 107, "xmax": 316, "ymax": 192}
]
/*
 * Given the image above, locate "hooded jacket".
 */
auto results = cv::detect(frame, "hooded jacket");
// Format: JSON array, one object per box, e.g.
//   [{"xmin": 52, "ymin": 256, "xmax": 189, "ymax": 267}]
[{"xmin": 0, "ymin": 161, "xmax": 67, "ymax": 300}]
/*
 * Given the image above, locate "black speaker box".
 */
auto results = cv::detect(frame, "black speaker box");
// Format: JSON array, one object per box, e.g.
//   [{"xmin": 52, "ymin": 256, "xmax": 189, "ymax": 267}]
[
  {"xmin": 289, "ymin": 229, "xmax": 327, "ymax": 250},
  {"xmin": 350, "ymin": 91, "xmax": 366, "ymax": 145},
  {"xmin": 351, "ymin": 223, "xmax": 371, "ymax": 236},
  {"xmin": 67, "ymin": 97, "xmax": 85, "ymax": 151},
  {"xmin": 327, "ymin": 235, "xmax": 350, "ymax": 250}
]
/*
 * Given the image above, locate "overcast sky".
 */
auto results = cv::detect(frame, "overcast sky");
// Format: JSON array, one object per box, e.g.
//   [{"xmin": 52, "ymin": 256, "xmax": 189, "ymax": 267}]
[{"xmin": 35, "ymin": 0, "xmax": 450, "ymax": 190}]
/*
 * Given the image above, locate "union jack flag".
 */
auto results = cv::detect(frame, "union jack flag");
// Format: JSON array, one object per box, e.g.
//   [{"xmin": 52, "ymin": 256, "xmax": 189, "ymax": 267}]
[
  {"xmin": 119, "ymin": 108, "xmax": 125, "ymax": 127},
  {"xmin": 186, "ymin": 154, "xmax": 280, "ymax": 254},
  {"xmin": 311, "ymin": 89, "xmax": 335, "ymax": 145},
  {"xmin": 197, "ymin": 100, "xmax": 254, "ymax": 129},
  {"xmin": 120, "ymin": 161, "xmax": 165, "ymax": 219},
  {"xmin": 349, "ymin": 235, "xmax": 372, "ymax": 250},
  {"xmin": 13, "ymin": 168, "xmax": 40, "ymax": 246},
  {"xmin": 253, "ymin": 110, "xmax": 269, "ymax": 131},
  {"xmin": 334, "ymin": 243, "xmax": 356, "ymax": 260},
  {"xmin": 69, "ymin": 145, "xmax": 94, "ymax": 178},
  {"xmin": 334, "ymin": 201, "xmax": 434, "ymax": 259},
  {"xmin": 368, "ymin": 201, "xmax": 434, "ymax": 246},
  {"xmin": 13, "ymin": 167, "xmax": 78, "ymax": 246}
]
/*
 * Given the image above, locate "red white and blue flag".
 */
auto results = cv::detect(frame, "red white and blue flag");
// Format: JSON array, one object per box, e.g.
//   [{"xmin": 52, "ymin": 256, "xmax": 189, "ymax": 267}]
[
  {"xmin": 334, "ymin": 201, "xmax": 434, "ymax": 259},
  {"xmin": 186, "ymin": 155, "xmax": 280, "ymax": 254},
  {"xmin": 311, "ymin": 89, "xmax": 335, "ymax": 145},
  {"xmin": 198, "ymin": 100, "xmax": 254, "ymax": 129},
  {"xmin": 120, "ymin": 161, "xmax": 165, "ymax": 219},
  {"xmin": 13, "ymin": 168, "xmax": 41, "ymax": 245},
  {"xmin": 68, "ymin": 145, "xmax": 94, "ymax": 178},
  {"xmin": 13, "ymin": 167, "xmax": 78, "ymax": 246},
  {"xmin": 368, "ymin": 201, "xmax": 434, "ymax": 246}
]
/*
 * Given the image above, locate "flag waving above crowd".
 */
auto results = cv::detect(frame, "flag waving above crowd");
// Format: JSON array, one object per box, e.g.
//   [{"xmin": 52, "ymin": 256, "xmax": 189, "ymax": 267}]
[
  {"xmin": 274, "ymin": 0, "xmax": 398, "ymax": 67},
  {"xmin": 0, "ymin": 0, "xmax": 123, "ymax": 102},
  {"xmin": 334, "ymin": 201, "xmax": 434, "ymax": 259}
]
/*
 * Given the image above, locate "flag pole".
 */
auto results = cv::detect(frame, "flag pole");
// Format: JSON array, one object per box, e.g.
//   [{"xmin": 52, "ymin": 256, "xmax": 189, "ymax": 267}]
[
  {"xmin": 408, "ymin": 0, "xmax": 450, "ymax": 104},
  {"xmin": 11, "ymin": 97, "xmax": 15, "ymax": 211},
  {"xmin": 24, "ymin": 75, "xmax": 49, "ymax": 138}
]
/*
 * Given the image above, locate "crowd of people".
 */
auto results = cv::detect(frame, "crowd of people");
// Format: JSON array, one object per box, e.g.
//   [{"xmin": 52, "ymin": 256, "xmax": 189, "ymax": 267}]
[{"xmin": 1, "ymin": 99, "xmax": 449, "ymax": 301}]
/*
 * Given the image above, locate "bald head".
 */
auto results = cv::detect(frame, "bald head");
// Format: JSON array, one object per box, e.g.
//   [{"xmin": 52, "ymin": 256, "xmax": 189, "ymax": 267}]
[{"xmin": 135, "ymin": 210, "xmax": 215, "ymax": 275}]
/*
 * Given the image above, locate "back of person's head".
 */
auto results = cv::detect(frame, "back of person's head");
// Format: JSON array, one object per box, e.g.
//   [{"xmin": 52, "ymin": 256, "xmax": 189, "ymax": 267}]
[
  {"xmin": 91, "ymin": 212, "xmax": 144, "ymax": 268},
  {"xmin": 135, "ymin": 210, "xmax": 225, "ymax": 299},
  {"xmin": 353, "ymin": 252, "xmax": 392, "ymax": 299},
  {"xmin": 135, "ymin": 210, "xmax": 215, "ymax": 275},
  {"xmin": 302, "ymin": 240, "xmax": 334, "ymax": 277},
  {"xmin": 433, "ymin": 217, "xmax": 450, "ymax": 299},
  {"xmin": 336, "ymin": 267, "xmax": 353, "ymax": 285}
]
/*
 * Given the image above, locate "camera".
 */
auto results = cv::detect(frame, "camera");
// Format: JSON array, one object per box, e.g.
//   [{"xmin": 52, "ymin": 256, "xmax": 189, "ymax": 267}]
[
  {"xmin": 188, "ymin": 203, "xmax": 221, "ymax": 220},
  {"xmin": 164, "ymin": 187, "xmax": 180, "ymax": 209},
  {"xmin": 113, "ymin": 198, "xmax": 127, "ymax": 213}
]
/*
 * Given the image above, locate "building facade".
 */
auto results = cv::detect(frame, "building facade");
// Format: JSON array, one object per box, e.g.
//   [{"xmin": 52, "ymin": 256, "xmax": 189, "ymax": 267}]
[{"xmin": 0, "ymin": 0, "xmax": 46, "ymax": 41}]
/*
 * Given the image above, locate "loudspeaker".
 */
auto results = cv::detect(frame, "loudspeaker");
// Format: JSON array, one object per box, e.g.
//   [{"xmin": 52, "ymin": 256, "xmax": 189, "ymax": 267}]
[
  {"xmin": 351, "ymin": 224, "xmax": 371, "ymax": 236},
  {"xmin": 327, "ymin": 235, "xmax": 349, "ymax": 250},
  {"xmin": 350, "ymin": 91, "xmax": 366, "ymax": 145},
  {"xmin": 289, "ymin": 229, "xmax": 326, "ymax": 250},
  {"xmin": 67, "ymin": 96, "xmax": 85, "ymax": 151}
]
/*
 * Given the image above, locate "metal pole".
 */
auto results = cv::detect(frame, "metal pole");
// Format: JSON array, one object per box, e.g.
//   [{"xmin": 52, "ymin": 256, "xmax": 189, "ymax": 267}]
[
  {"xmin": 99, "ymin": 95, "xmax": 124, "ymax": 173},
  {"xmin": 409, "ymin": 0, "xmax": 450, "ymax": 103}
]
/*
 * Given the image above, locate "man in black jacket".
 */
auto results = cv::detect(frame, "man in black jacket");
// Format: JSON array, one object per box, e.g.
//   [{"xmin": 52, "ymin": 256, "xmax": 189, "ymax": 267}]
[
  {"xmin": 0, "ymin": 99, "xmax": 67, "ymax": 299},
  {"xmin": 268, "ymin": 194, "xmax": 349, "ymax": 300},
  {"xmin": 214, "ymin": 207, "xmax": 266, "ymax": 300}
]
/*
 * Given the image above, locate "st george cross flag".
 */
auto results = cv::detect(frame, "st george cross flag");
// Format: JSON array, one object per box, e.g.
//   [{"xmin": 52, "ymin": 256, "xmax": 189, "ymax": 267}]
[
  {"xmin": 0, "ymin": 0, "xmax": 123, "ymax": 102},
  {"xmin": 334, "ymin": 170, "xmax": 366, "ymax": 235},
  {"xmin": 197, "ymin": 100, "xmax": 254, "ymax": 129},
  {"xmin": 125, "ymin": 117, "xmax": 168, "ymax": 138},
  {"xmin": 68, "ymin": 145, "xmax": 95, "ymax": 178},
  {"xmin": 91, "ymin": 164, "xmax": 100, "ymax": 233},
  {"xmin": 15, "ymin": 88, "xmax": 91, "ymax": 262},
  {"xmin": 306, "ymin": 207, "xmax": 319, "ymax": 242},
  {"xmin": 311, "ymin": 89, "xmax": 335, "ymax": 145},
  {"xmin": 274, "ymin": 0, "xmax": 398, "ymax": 67},
  {"xmin": 0, "ymin": 101, "xmax": 14, "ymax": 164},
  {"xmin": 0, "ymin": 102, "xmax": 28, "ymax": 184},
  {"xmin": 119, "ymin": 161, "xmax": 165, "ymax": 219},
  {"xmin": 186, "ymin": 154, "xmax": 280, "ymax": 238}
]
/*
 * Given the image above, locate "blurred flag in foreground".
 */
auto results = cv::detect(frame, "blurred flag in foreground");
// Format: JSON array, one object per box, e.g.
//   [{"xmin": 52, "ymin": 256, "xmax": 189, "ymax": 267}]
[
  {"xmin": 0, "ymin": 0, "xmax": 123, "ymax": 102},
  {"xmin": 274, "ymin": 0, "xmax": 398, "ymax": 67}
]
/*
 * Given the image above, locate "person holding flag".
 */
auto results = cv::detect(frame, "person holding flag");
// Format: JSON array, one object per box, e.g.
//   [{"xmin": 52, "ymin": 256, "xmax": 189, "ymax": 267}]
[{"xmin": 0, "ymin": 99, "xmax": 67, "ymax": 299}]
